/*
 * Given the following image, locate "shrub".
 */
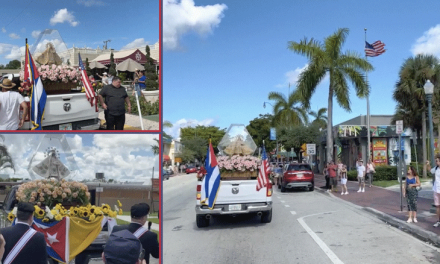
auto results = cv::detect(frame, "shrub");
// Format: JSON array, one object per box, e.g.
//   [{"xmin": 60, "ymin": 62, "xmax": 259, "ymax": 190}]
[
  {"xmin": 347, "ymin": 165, "xmax": 398, "ymax": 181},
  {"xmin": 127, "ymin": 97, "xmax": 159, "ymax": 115}
]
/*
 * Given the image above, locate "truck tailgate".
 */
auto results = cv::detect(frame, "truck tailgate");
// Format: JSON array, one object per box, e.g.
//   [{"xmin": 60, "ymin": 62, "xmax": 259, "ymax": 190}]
[
  {"xmin": 215, "ymin": 180, "xmax": 268, "ymax": 204},
  {"xmin": 42, "ymin": 93, "xmax": 98, "ymax": 126}
]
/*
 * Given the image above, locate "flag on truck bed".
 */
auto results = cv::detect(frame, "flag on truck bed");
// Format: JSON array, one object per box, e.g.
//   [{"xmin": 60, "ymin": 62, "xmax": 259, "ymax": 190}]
[
  {"xmin": 78, "ymin": 53, "xmax": 98, "ymax": 112},
  {"xmin": 257, "ymin": 145, "xmax": 269, "ymax": 191},
  {"xmin": 24, "ymin": 42, "xmax": 47, "ymax": 130},
  {"xmin": 201, "ymin": 142, "xmax": 221, "ymax": 209}
]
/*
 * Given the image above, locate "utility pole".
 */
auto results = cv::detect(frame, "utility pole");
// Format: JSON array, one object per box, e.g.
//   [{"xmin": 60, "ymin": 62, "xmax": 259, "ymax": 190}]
[{"xmin": 103, "ymin": 39, "xmax": 111, "ymax": 50}]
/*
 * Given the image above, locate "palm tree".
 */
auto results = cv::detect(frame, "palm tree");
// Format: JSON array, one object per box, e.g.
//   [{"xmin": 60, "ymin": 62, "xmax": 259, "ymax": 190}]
[
  {"xmin": 392, "ymin": 54, "xmax": 440, "ymax": 177},
  {"xmin": 268, "ymin": 90, "xmax": 308, "ymax": 127},
  {"xmin": 309, "ymin": 108, "xmax": 327, "ymax": 129},
  {"xmin": 288, "ymin": 28, "xmax": 373, "ymax": 162},
  {"xmin": 151, "ymin": 138, "xmax": 159, "ymax": 155}
]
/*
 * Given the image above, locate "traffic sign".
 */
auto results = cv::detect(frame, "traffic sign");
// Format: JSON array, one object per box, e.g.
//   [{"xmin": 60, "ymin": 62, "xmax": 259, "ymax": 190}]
[
  {"xmin": 306, "ymin": 144, "xmax": 316, "ymax": 155},
  {"xmin": 396, "ymin": 120, "xmax": 403, "ymax": 134},
  {"xmin": 96, "ymin": 187, "xmax": 103, "ymax": 192}
]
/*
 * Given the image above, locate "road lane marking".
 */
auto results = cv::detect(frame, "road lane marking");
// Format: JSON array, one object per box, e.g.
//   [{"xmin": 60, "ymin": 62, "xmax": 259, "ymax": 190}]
[
  {"xmin": 280, "ymin": 200, "xmax": 285, "ymax": 203},
  {"xmin": 297, "ymin": 211, "xmax": 343, "ymax": 264},
  {"xmin": 285, "ymin": 205, "xmax": 290, "ymax": 207},
  {"xmin": 291, "ymin": 211, "xmax": 296, "ymax": 215}
]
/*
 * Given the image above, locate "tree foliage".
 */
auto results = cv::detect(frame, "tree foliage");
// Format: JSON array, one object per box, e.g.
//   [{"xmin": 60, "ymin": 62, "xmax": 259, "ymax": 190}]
[
  {"xmin": 268, "ymin": 90, "xmax": 308, "ymax": 127},
  {"xmin": 288, "ymin": 28, "xmax": 373, "ymax": 162},
  {"xmin": 85, "ymin": 58, "xmax": 92, "ymax": 76},
  {"xmin": 5, "ymin": 60, "xmax": 20, "ymax": 69},
  {"xmin": 180, "ymin": 125, "xmax": 226, "ymax": 152},
  {"xmin": 278, "ymin": 124, "xmax": 321, "ymax": 158},
  {"xmin": 144, "ymin": 45, "xmax": 159, "ymax": 91},
  {"xmin": 246, "ymin": 114, "xmax": 276, "ymax": 151},
  {"xmin": 180, "ymin": 137, "xmax": 208, "ymax": 164},
  {"xmin": 309, "ymin": 108, "xmax": 327, "ymax": 129}
]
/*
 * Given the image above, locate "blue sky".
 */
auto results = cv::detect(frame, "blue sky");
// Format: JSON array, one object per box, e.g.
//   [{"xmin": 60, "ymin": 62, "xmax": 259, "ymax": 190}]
[
  {"xmin": 0, "ymin": 0, "xmax": 159, "ymax": 65},
  {"xmin": 163, "ymin": 0, "xmax": 440, "ymax": 138},
  {"xmin": 0, "ymin": 133, "xmax": 159, "ymax": 183}
]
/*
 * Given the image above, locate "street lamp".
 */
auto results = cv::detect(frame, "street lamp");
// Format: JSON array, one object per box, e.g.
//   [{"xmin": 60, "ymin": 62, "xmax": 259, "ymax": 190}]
[
  {"xmin": 424, "ymin": 80, "xmax": 435, "ymax": 168},
  {"xmin": 263, "ymin": 102, "xmax": 273, "ymax": 108}
]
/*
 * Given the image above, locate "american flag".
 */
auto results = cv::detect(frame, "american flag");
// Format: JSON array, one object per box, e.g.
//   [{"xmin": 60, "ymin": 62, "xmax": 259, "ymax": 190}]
[
  {"xmin": 78, "ymin": 53, "xmax": 98, "ymax": 111},
  {"xmin": 257, "ymin": 145, "xmax": 269, "ymax": 191},
  {"xmin": 365, "ymin": 41, "xmax": 386, "ymax": 57}
]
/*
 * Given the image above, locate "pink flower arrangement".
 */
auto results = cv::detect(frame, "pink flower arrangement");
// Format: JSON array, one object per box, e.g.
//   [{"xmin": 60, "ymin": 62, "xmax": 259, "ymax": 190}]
[
  {"xmin": 16, "ymin": 179, "xmax": 90, "ymax": 208},
  {"xmin": 217, "ymin": 155, "xmax": 261, "ymax": 173},
  {"xmin": 19, "ymin": 65, "xmax": 81, "ymax": 85}
]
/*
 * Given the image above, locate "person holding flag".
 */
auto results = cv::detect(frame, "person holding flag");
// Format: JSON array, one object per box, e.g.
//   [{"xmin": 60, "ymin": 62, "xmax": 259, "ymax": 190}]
[{"xmin": 23, "ymin": 39, "xmax": 47, "ymax": 130}]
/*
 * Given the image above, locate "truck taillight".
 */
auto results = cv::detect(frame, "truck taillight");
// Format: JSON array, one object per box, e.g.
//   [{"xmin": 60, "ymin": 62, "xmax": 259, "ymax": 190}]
[
  {"xmin": 266, "ymin": 182, "xmax": 272, "ymax": 197},
  {"xmin": 196, "ymin": 184, "xmax": 201, "ymax": 200}
]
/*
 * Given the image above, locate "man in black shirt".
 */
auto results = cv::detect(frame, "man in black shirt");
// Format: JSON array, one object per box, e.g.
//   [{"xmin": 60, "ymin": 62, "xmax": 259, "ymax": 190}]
[{"xmin": 98, "ymin": 77, "xmax": 131, "ymax": 130}]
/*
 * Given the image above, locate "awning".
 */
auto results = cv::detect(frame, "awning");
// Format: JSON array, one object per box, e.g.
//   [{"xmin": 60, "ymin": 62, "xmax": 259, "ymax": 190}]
[
  {"xmin": 163, "ymin": 155, "xmax": 170, "ymax": 161},
  {"xmin": 89, "ymin": 61, "xmax": 107, "ymax": 69},
  {"xmin": 92, "ymin": 48, "xmax": 152, "ymax": 65},
  {"xmin": 116, "ymin": 58, "xmax": 144, "ymax": 72}
]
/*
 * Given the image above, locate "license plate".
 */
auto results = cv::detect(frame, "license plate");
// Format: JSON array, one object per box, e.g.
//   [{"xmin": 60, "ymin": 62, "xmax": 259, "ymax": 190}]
[
  {"xmin": 297, "ymin": 174, "xmax": 303, "ymax": 178},
  {"xmin": 59, "ymin": 123, "xmax": 72, "ymax": 130},
  {"xmin": 229, "ymin": 204, "xmax": 241, "ymax": 211}
]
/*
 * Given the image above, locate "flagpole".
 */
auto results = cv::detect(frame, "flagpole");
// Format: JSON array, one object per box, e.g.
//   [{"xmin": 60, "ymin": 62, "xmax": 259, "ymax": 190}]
[{"xmin": 365, "ymin": 28, "xmax": 371, "ymax": 163}]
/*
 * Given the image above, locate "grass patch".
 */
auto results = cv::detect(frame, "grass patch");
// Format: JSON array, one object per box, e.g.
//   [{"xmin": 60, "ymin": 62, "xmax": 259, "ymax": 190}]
[
  {"xmin": 121, "ymin": 211, "xmax": 158, "ymax": 217},
  {"xmin": 116, "ymin": 218, "xmax": 130, "ymax": 225}
]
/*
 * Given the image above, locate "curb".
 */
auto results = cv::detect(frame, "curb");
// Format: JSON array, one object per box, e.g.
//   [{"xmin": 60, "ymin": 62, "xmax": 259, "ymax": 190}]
[
  {"xmin": 363, "ymin": 207, "xmax": 440, "ymax": 247},
  {"xmin": 316, "ymin": 186, "xmax": 440, "ymax": 247}
]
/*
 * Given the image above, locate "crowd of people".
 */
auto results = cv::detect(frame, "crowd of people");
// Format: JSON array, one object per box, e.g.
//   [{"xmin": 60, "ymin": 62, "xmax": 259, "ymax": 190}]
[{"xmin": 0, "ymin": 202, "xmax": 159, "ymax": 264}]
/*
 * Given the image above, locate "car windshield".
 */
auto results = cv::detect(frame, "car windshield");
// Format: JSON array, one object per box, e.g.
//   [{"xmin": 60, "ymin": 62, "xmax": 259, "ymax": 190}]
[{"xmin": 287, "ymin": 164, "xmax": 311, "ymax": 171}]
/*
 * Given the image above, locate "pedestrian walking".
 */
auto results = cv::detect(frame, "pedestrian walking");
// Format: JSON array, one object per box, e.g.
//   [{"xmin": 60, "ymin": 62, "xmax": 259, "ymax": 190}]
[
  {"xmin": 1, "ymin": 202, "xmax": 47, "ymax": 264},
  {"xmin": 98, "ymin": 77, "xmax": 131, "ymax": 130},
  {"xmin": 356, "ymin": 159, "xmax": 366, "ymax": 192},
  {"xmin": 0, "ymin": 79, "xmax": 28, "ymax": 130},
  {"xmin": 403, "ymin": 166, "xmax": 420, "ymax": 223},
  {"xmin": 112, "ymin": 203, "xmax": 159, "ymax": 264},
  {"xmin": 426, "ymin": 156, "xmax": 440, "ymax": 227},
  {"xmin": 366, "ymin": 159, "xmax": 376, "ymax": 187},
  {"xmin": 102, "ymin": 229, "xmax": 146, "ymax": 264},
  {"xmin": 324, "ymin": 163, "xmax": 330, "ymax": 190},
  {"xmin": 341, "ymin": 164, "xmax": 348, "ymax": 195},
  {"xmin": 328, "ymin": 161, "xmax": 338, "ymax": 192}
]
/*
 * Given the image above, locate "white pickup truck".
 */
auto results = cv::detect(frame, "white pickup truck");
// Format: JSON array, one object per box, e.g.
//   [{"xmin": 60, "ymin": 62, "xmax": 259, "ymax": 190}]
[
  {"xmin": 2, "ymin": 74, "xmax": 100, "ymax": 130},
  {"xmin": 195, "ymin": 124, "xmax": 273, "ymax": 228},
  {"xmin": 195, "ymin": 177, "xmax": 273, "ymax": 227}
]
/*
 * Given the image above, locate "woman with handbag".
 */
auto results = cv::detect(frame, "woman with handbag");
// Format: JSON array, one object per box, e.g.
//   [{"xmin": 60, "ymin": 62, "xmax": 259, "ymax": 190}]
[
  {"xmin": 403, "ymin": 166, "xmax": 421, "ymax": 223},
  {"xmin": 366, "ymin": 159, "xmax": 375, "ymax": 187}
]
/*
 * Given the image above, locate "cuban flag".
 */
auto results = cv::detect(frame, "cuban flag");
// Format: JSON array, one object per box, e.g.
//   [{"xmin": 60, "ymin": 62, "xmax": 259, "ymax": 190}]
[
  {"xmin": 24, "ymin": 42, "xmax": 47, "ymax": 130},
  {"xmin": 201, "ymin": 142, "xmax": 221, "ymax": 209},
  {"xmin": 32, "ymin": 217, "xmax": 70, "ymax": 263}
]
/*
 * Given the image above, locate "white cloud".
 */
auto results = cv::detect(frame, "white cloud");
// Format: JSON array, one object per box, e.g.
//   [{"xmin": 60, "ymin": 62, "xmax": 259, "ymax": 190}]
[
  {"xmin": 411, "ymin": 24, "xmax": 440, "ymax": 57},
  {"xmin": 0, "ymin": 43, "xmax": 14, "ymax": 55},
  {"xmin": 276, "ymin": 64, "xmax": 308, "ymax": 88},
  {"xmin": 9, "ymin": 33, "xmax": 20, "ymax": 39},
  {"xmin": 5, "ymin": 45, "xmax": 25, "ymax": 60},
  {"xmin": 50, "ymin": 9, "xmax": 79, "ymax": 27},
  {"xmin": 121, "ymin": 38, "xmax": 149, "ymax": 50},
  {"xmin": 164, "ymin": 118, "xmax": 216, "ymax": 139},
  {"xmin": 1, "ymin": 27, "xmax": 6, "ymax": 33},
  {"xmin": 164, "ymin": 0, "xmax": 227, "ymax": 50},
  {"xmin": 76, "ymin": 0, "xmax": 105, "ymax": 6},
  {"xmin": 1, "ymin": 134, "xmax": 159, "ymax": 182},
  {"xmin": 32, "ymin": 30, "xmax": 41, "ymax": 39}
]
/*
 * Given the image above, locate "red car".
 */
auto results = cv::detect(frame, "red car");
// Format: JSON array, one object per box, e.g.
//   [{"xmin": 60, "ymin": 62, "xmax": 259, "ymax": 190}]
[
  {"xmin": 280, "ymin": 163, "xmax": 314, "ymax": 192},
  {"xmin": 185, "ymin": 166, "xmax": 197, "ymax": 174}
]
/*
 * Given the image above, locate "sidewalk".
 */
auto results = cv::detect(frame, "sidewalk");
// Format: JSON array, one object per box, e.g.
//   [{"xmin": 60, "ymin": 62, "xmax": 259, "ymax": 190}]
[
  {"xmin": 98, "ymin": 108, "xmax": 159, "ymax": 130},
  {"xmin": 314, "ymin": 173, "xmax": 440, "ymax": 246}
]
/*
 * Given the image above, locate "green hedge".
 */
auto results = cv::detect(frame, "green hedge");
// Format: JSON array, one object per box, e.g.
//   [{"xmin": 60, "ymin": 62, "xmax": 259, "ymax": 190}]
[
  {"xmin": 347, "ymin": 165, "xmax": 399, "ymax": 181},
  {"xmin": 127, "ymin": 97, "xmax": 159, "ymax": 115}
]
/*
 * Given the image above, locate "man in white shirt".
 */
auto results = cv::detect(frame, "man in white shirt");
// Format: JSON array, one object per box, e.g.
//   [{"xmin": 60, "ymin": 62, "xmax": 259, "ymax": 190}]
[
  {"xmin": 356, "ymin": 159, "xmax": 366, "ymax": 192},
  {"xmin": 0, "ymin": 79, "xmax": 28, "ymax": 130},
  {"xmin": 426, "ymin": 156, "xmax": 440, "ymax": 227}
]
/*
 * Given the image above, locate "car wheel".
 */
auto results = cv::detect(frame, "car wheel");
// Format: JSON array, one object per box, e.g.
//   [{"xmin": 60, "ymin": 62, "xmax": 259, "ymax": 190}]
[
  {"xmin": 196, "ymin": 215, "xmax": 210, "ymax": 228},
  {"xmin": 278, "ymin": 183, "xmax": 281, "ymax": 189},
  {"xmin": 261, "ymin": 209, "xmax": 272, "ymax": 223},
  {"xmin": 309, "ymin": 184, "xmax": 314, "ymax": 191},
  {"xmin": 281, "ymin": 185, "xmax": 286, "ymax": 193}
]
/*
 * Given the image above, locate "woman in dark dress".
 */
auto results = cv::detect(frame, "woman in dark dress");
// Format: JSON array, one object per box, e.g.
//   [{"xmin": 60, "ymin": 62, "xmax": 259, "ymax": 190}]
[{"xmin": 403, "ymin": 166, "xmax": 421, "ymax": 223}]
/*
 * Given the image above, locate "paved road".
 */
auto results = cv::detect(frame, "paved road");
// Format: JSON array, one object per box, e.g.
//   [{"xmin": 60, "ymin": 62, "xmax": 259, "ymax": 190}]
[{"xmin": 164, "ymin": 174, "xmax": 440, "ymax": 263}]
